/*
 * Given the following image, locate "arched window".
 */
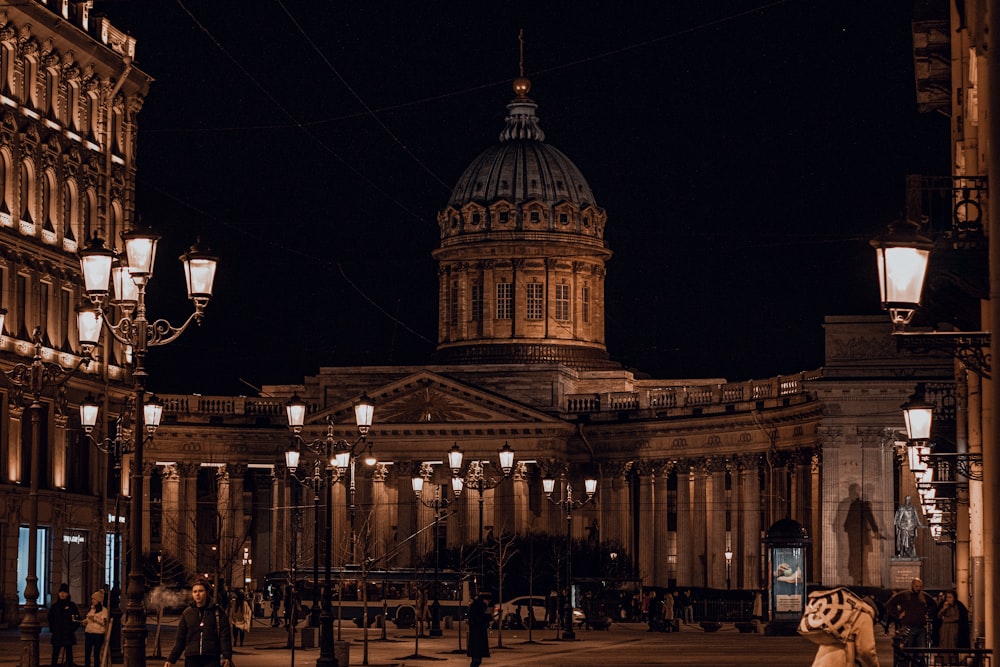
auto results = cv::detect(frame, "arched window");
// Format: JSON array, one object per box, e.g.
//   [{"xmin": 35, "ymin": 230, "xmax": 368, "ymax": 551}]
[
  {"xmin": 63, "ymin": 180, "xmax": 80, "ymax": 248},
  {"xmin": 42, "ymin": 169, "xmax": 57, "ymax": 232},
  {"xmin": 19, "ymin": 160, "xmax": 35, "ymax": 225}
]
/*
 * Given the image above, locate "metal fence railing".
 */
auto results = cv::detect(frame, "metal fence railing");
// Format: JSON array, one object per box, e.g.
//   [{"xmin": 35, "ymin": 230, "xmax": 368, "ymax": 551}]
[{"xmin": 892, "ymin": 642, "xmax": 991, "ymax": 667}]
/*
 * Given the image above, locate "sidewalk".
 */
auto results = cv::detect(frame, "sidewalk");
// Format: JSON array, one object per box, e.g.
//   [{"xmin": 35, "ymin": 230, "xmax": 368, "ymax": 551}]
[{"xmin": 0, "ymin": 618, "xmax": 899, "ymax": 667}]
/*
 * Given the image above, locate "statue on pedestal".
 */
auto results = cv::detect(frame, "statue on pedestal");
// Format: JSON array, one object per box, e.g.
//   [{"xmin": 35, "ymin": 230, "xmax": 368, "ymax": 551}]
[{"xmin": 894, "ymin": 495, "xmax": 923, "ymax": 558}]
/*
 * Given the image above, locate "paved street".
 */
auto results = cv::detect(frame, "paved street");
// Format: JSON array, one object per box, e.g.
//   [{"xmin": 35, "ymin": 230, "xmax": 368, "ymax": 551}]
[{"xmin": 0, "ymin": 619, "xmax": 899, "ymax": 667}]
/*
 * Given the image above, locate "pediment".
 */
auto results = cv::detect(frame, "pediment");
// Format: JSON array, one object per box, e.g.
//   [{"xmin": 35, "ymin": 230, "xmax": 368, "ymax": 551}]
[{"xmin": 309, "ymin": 370, "xmax": 560, "ymax": 429}]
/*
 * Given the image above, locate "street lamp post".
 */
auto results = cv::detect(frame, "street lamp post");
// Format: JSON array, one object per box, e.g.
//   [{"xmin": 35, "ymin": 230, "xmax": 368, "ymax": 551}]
[
  {"xmin": 284, "ymin": 394, "xmax": 374, "ymax": 667},
  {"xmin": 79, "ymin": 398, "xmax": 162, "ymax": 664},
  {"xmin": 78, "ymin": 226, "xmax": 218, "ymax": 667},
  {"xmin": 542, "ymin": 470, "xmax": 597, "ymax": 641},
  {"xmin": 1, "ymin": 318, "xmax": 96, "ymax": 667},
  {"xmin": 412, "ymin": 467, "xmax": 464, "ymax": 637},
  {"xmin": 724, "ymin": 550, "xmax": 733, "ymax": 590},
  {"xmin": 446, "ymin": 443, "xmax": 515, "ymax": 595}
]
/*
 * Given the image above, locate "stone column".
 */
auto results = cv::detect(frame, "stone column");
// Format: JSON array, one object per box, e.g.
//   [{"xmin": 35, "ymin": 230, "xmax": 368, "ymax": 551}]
[
  {"xmin": 636, "ymin": 464, "xmax": 655, "ymax": 584},
  {"xmin": 396, "ymin": 461, "xmax": 419, "ymax": 568},
  {"xmin": 330, "ymin": 472, "xmax": 349, "ymax": 567},
  {"xmin": 691, "ymin": 465, "xmax": 708, "ymax": 587},
  {"xmin": 653, "ymin": 463, "xmax": 672, "ymax": 587},
  {"xmin": 599, "ymin": 463, "xmax": 627, "ymax": 549},
  {"xmin": 370, "ymin": 463, "xmax": 391, "ymax": 565},
  {"xmin": 738, "ymin": 457, "xmax": 761, "ymax": 589},
  {"xmin": 161, "ymin": 465, "xmax": 180, "ymax": 560},
  {"xmin": 177, "ymin": 463, "xmax": 200, "ymax": 574},
  {"xmin": 675, "ymin": 464, "xmax": 692, "ymax": 586},
  {"xmin": 222, "ymin": 464, "xmax": 246, "ymax": 587},
  {"xmin": 271, "ymin": 468, "xmax": 286, "ymax": 573},
  {"xmin": 510, "ymin": 462, "xmax": 530, "ymax": 536},
  {"xmin": 252, "ymin": 472, "xmax": 274, "ymax": 584},
  {"xmin": 707, "ymin": 465, "xmax": 726, "ymax": 588}
]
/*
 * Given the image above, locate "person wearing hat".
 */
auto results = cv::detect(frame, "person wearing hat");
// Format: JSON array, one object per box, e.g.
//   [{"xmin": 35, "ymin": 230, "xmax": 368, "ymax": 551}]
[
  {"xmin": 83, "ymin": 590, "xmax": 109, "ymax": 667},
  {"xmin": 48, "ymin": 583, "xmax": 81, "ymax": 667},
  {"xmin": 466, "ymin": 591, "xmax": 492, "ymax": 667}
]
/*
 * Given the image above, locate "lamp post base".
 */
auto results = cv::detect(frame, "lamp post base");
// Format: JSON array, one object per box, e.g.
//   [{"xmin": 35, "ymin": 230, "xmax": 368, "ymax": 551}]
[
  {"xmin": 429, "ymin": 600, "xmax": 443, "ymax": 637},
  {"xmin": 18, "ymin": 611, "xmax": 40, "ymax": 667}
]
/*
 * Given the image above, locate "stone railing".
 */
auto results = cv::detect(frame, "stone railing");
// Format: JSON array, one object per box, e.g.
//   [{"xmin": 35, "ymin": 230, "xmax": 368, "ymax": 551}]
[
  {"xmin": 158, "ymin": 394, "xmax": 289, "ymax": 418},
  {"xmin": 564, "ymin": 370, "xmax": 822, "ymax": 415}
]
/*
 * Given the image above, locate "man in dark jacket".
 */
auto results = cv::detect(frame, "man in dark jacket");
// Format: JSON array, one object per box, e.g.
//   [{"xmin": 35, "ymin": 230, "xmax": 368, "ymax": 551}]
[
  {"xmin": 887, "ymin": 577, "xmax": 937, "ymax": 650},
  {"xmin": 49, "ymin": 583, "xmax": 81, "ymax": 667},
  {"xmin": 467, "ymin": 591, "xmax": 492, "ymax": 667},
  {"xmin": 164, "ymin": 581, "xmax": 232, "ymax": 667}
]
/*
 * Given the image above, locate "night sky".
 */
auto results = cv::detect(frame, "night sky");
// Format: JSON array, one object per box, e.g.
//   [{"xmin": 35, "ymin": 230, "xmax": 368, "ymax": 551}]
[{"xmin": 90, "ymin": 1, "xmax": 949, "ymax": 396}]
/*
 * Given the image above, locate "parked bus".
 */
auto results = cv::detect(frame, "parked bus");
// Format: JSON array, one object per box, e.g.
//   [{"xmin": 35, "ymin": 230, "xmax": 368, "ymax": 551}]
[{"xmin": 264, "ymin": 567, "xmax": 471, "ymax": 626}]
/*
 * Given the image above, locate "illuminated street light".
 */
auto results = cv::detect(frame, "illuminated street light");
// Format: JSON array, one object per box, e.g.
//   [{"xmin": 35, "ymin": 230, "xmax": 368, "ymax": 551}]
[
  {"xmin": 542, "ymin": 469, "xmax": 597, "ymax": 640},
  {"xmin": 284, "ymin": 394, "xmax": 374, "ymax": 667},
  {"xmin": 78, "ymin": 227, "xmax": 217, "ymax": 667}
]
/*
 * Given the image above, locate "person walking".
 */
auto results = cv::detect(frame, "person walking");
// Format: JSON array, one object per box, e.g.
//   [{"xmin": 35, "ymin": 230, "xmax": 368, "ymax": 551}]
[
  {"xmin": 49, "ymin": 583, "xmax": 81, "ymax": 667},
  {"xmin": 229, "ymin": 589, "xmax": 249, "ymax": 647},
  {"xmin": 680, "ymin": 590, "xmax": 695, "ymax": 624},
  {"xmin": 467, "ymin": 591, "xmax": 492, "ymax": 667},
  {"xmin": 82, "ymin": 590, "xmax": 109, "ymax": 667},
  {"xmin": 269, "ymin": 584, "xmax": 282, "ymax": 627},
  {"xmin": 887, "ymin": 578, "xmax": 937, "ymax": 651},
  {"xmin": 165, "ymin": 581, "xmax": 233, "ymax": 667}
]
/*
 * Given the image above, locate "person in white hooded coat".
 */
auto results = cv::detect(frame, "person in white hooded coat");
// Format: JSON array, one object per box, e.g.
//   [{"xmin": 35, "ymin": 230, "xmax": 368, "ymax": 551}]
[{"xmin": 803, "ymin": 589, "xmax": 880, "ymax": 667}]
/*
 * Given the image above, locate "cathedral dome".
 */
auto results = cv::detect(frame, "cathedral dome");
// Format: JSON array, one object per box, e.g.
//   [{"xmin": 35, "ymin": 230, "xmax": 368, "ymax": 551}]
[
  {"xmin": 437, "ymin": 78, "xmax": 607, "ymax": 248},
  {"xmin": 446, "ymin": 100, "xmax": 597, "ymax": 210},
  {"xmin": 433, "ymin": 77, "xmax": 616, "ymax": 370}
]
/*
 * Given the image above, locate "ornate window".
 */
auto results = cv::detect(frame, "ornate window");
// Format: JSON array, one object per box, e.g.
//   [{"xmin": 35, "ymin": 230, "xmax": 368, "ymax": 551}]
[
  {"xmin": 526, "ymin": 282, "xmax": 544, "ymax": 320},
  {"xmin": 449, "ymin": 280, "xmax": 459, "ymax": 327},
  {"xmin": 471, "ymin": 284, "xmax": 483, "ymax": 322},
  {"xmin": 555, "ymin": 283, "xmax": 570, "ymax": 321},
  {"xmin": 496, "ymin": 281, "xmax": 511, "ymax": 320}
]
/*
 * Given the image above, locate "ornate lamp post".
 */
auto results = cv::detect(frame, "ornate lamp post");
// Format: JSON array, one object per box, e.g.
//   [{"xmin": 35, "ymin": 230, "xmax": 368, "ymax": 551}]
[
  {"xmin": 411, "ymin": 466, "xmax": 463, "ymax": 637},
  {"xmin": 542, "ymin": 470, "xmax": 596, "ymax": 640},
  {"xmin": 79, "ymin": 394, "xmax": 162, "ymax": 663},
  {"xmin": 1, "ymin": 315, "xmax": 96, "ymax": 667},
  {"xmin": 446, "ymin": 442, "xmax": 515, "ymax": 595},
  {"xmin": 78, "ymin": 226, "xmax": 217, "ymax": 667},
  {"xmin": 284, "ymin": 393, "xmax": 374, "ymax": 667},
  {"xmin": 724, "ymin": 549, "xmax": 733, "ymax": 590}
]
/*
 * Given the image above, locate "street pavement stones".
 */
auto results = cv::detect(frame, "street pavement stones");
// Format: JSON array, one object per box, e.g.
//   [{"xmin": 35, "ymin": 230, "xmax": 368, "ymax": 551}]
[{"xmin": 0, "ymin": 619, "xmax": 897, "ymax": 667}]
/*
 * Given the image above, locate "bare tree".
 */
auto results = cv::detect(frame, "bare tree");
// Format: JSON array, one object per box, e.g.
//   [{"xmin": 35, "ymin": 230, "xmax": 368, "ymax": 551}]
[{"xmin": 485, "ymin": 532, "xmax": 518, "ymax": 649}]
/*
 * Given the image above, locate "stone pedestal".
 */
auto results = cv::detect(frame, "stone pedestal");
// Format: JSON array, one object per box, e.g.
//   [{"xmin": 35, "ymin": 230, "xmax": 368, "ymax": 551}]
[{"xmin": 889, "ymin": 558, "xmax": 922, "ymax": 589}]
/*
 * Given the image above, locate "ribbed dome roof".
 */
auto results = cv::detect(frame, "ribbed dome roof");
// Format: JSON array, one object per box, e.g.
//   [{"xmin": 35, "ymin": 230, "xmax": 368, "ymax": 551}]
[{"xmin": 446, "ymin": 82, "xmax": 597, "ymax": 209}]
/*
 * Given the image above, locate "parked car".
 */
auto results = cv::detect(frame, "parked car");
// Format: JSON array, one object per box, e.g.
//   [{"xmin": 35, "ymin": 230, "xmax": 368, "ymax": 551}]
[{"xmin": 493, "ymin": 595, "xmax": 585, "ymax": 629}]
